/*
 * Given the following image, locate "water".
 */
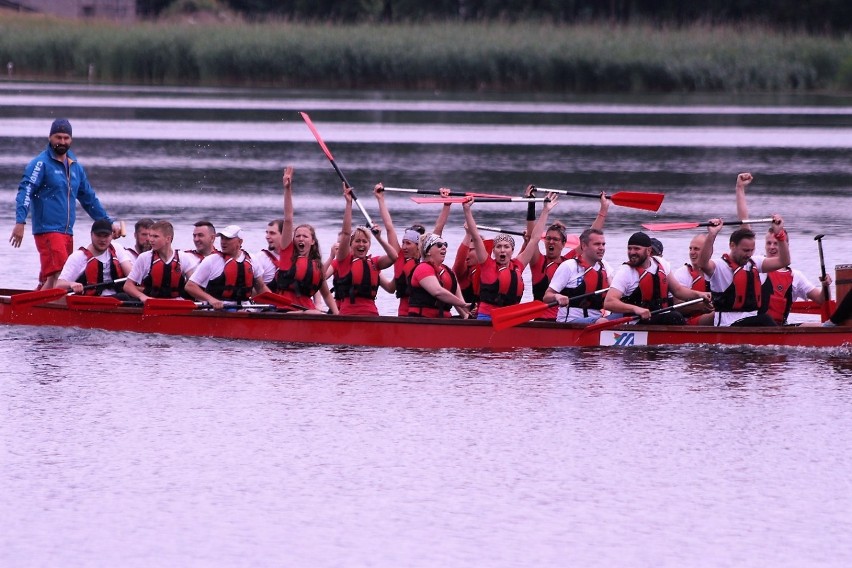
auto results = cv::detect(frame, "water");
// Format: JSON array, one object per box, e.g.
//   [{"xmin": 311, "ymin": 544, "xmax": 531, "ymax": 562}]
[{"xmin": 1, "ymin": 83, "xmax": 851, "ymax": 567}]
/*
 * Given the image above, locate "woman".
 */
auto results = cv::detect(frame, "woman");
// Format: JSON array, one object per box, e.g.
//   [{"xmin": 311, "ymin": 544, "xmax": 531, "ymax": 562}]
[
  {"xmin": 373, "ymin": 183, "xmax": 451, "ymax": 316},
  {"xmin": 274, "ymin": 167, "xmax": 338, "ymax": 314},
  {"xmin": 332, "ymin": 185, "xmax": 398, "ymax": 316},
  {"xmin": 465, "ymin": 193, "xmax": 559, "ymax": 320},
  {"xmin": 407, "ymin": 233, "xmax": 470, "ymax": 318}
]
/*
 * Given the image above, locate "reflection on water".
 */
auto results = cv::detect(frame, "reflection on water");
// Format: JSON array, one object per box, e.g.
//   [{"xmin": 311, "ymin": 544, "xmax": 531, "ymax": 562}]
[{"xmin": 1, "ymin": 84, "xmax": 852, "ymax": 567}]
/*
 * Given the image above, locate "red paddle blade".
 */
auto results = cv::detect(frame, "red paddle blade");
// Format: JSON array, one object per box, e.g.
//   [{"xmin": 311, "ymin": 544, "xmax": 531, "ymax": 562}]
[
  {"xmin": 581, "ymin": 315, "xmax": 635, "ymax": 334},
  {"xmin": 66, "ymin": 295, "xmax": 122, "ymax": 311},
  {"xmin": 253, "ymin": 292, "xmax": 295, "ymax": 309},
  {"xmin": 642, "ymin": 221, "xmax": 701, "ymax": 232},
  {"xmin": 610, "ymin": 191, "xmax": 665, "ymax": 212},
  {"xmin": 10, "ymin": 288, "xmax": 67, "ymax": 307},
  {"xmin": 143, "ymin": 298, "xmax": 198, "ymax": 316},
  {"xmin": 491, "ymin": 301, "xmax": 551, "ymax": 331},
  {"xmin": 299, "ymin": 112, "xmax": 336, "ymax": 162},
  {"xmin": 790, "ymin": 300, "xmax": 821, "ymax": 315},
  {"xmin": 565, "ymin": 234, "xmax": 580, "ymax": 248}
]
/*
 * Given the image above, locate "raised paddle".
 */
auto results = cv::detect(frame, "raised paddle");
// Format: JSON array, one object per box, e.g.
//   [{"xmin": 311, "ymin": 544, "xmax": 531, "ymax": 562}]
[
  {"xmin": 580, "ymin": 298, "xmax": 706, "ymax": 334},
  {"xmin": 642, "ymin": 218, "xmax": 775, "ymax": 232},
  {"xmin": 491, "ymin": 288, "xmax": 611, "ymax": 331},
  {"xmin": 383, "ymin": 187, "xmax": 508, "ymax": 199},
  {"xmin": 411, "ymin": 196, "xmax": 548, "ymax": 204},
  {"xmin": 814, "ymin": 234, "xmax": 835, "ymax": 322},
  {"xmin": 533, "ymin": 187, "xmax": 665, "ymax": 212},
  {"xmin": 299, "ymin": 111, "xmax": 375, "ymax": 228},
  {"xmin": 11, "ymin": 278, "xmax": 129, "ymax": 308}
]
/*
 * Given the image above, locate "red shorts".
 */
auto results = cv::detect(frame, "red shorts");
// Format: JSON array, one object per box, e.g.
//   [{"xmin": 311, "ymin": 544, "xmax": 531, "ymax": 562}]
[{"xmin": 34, "ymin": 232, "xmax": 73, "ymax": 283}]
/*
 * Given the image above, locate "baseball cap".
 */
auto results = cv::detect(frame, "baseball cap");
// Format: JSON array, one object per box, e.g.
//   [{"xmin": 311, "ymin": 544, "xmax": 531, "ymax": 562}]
[
  {"xmin": 217, "ymin": 225, "xmax": 242, "ymax": 239},
  {"xmin": 650, "ymin": 238, "xmax": 664, "ymax": 255},
  {"xmin": 91, "ymin": 219, "xmax": 113, "ymax": 235}
]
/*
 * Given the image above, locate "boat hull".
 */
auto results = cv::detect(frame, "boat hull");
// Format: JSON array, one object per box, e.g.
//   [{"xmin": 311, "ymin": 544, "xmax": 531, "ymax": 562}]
[{"xmin": 1, "ymin": 291, "xmax": 848, "ymax": 349}]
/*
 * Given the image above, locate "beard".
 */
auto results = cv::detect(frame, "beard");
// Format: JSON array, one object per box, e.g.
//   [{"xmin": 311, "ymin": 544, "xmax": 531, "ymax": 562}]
[{"xmin": 52, "ymin": 144, "xmax": 69, "ymax": 155}]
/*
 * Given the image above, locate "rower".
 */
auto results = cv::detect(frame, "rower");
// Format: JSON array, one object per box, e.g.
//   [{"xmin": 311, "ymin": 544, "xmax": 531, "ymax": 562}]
[
  {"xmin": 605, "ymin": 231, "xmax": 711, "ymax": 324},
  {"xmin": 124, "ymin": 220, "xmax": 200, "ymax": 301},
  {"xmin": 698, "ymin": 215, "xmax": 788, "ymax": 326},
  {"xmin": 125, "ymin": 217, "xmax": 154, "ymax": 259},
  {"xmin": 185, "ymin": 220, "xmax": 218, "ymax": 261},
  {"xmin": 671, "ymin": 233, "xmax": 714, "ymax": 325},
  {"xmin": 543, "ymin": 228, "xmax": 614, "ymax": 325},
  {"xmin": 184, "ymin": 225, "xmax": 270, "ymax": 310},
  {"xmin": 255, "ymin": 218, "xmax": 283, "ymax": 292},
  {"xmin": 407, "ymin": 233, "xmax": 470, "ymax": 318},
  {"xmin": 55, "ymin": 218, "xmax": 133, "ymax": 296}
]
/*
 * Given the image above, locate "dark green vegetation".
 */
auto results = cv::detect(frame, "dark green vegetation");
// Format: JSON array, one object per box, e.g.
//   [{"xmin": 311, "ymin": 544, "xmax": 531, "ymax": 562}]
[{"xmin": 2, "ymin": 12, "xmax": 851, "ymax": 93}]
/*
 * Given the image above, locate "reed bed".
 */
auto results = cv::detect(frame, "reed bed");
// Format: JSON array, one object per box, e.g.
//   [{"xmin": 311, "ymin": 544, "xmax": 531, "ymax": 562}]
[{"xmin": 1, "ymin": 13, "xmax": 850, "ymax": 92}]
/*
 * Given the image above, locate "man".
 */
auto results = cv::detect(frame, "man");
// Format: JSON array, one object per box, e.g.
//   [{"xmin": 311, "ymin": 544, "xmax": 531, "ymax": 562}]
[
  {"xmin": 55, "ymin": 219, "xmax": 133, "ymax": 296},
  {"xmin": 544, "ymin": 228, "xmax": 613, "ymax": 325},
  {"xmin": 672, "ymin": 233, "xmax": 714, "ymax": 325},
  {"xmin": 605, "ymin": 231, "xmax": 711, "ymax": 325},
  {"xmin": 185, "ymin": 220, "xmax": 218, "ymax": 261},
  {"xmin": 734, "ymin": 171, "xmax": 831, "ymax": 324},
  {"xmin": 10, "ymin": 119, "xmax": 116, "ymax": 290},
  {"xmin": 126, "ymin": 218, "xmax": 155, "ymax": 258},
  {"xmin": 124, "ymin": 220, "xmax": 200, "ymax": 301},
  {"xmin": 184, "ymin": 225, "xmax": 270, "ymax": 309},
  {"xmin": 254, "ymin": 219, "xmax": 284, "ymax": 292},
  {"xmin": 698, "ymin": 215, "xmax": 789, "ymax": 327}
]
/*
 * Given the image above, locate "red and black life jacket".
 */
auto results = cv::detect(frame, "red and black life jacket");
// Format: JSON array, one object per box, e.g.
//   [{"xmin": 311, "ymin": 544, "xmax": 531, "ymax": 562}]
[
  {"xmin": 394, "ymin": 257, "xmax": 419, "ymax": 299},
  {"xmin": 712, "ymin": 254, "xmax": 762, "ymax": 312},
  {"xmin": 142, "ymin": 250, "xmax": 186, "ymax": 298},
  {"xmin": 479, "ymin": 260, "xmax": 524, "ymax": 307},
  {"xmin": 459, "ymin": 265, "xmax": 481, "ymax": 304},
  {"xmin": 408, "ymin": 263, "xmax": 459, "ymax": 317},
  {"xmin": 531, "ymin": 256, "xmax": 564, "ymax": 302},
  {"xmin": 76, "ymin": 245, "xmax": 126, "ymax": 295},
  {"xmin": 624, "ymin": 258, "xmax": 670, "ymax": 311},
  {"xmin": 558, "ymin": 258, "xmax": 609, "ymax": 315},
  {"xmin": 761, "ymin": 269, "xmax": 794, "ymax": 324},
  {"xmin": 684, "ymin": 263, "xmax": 710, "ymax": 292},
  {"xmin": 205, "ymin": 251, "xmax": 255, "ymax": 302},
  {"xmin": 260, "ymin": 250, "xmax": 280, "ymax": 293},
  {"xmin": 333, "ymin": 256, "xmax": 380, "ymax": 303},
  {"xmin": 276, "ymin": 254, "xmax": 323, "ymax": 299}
]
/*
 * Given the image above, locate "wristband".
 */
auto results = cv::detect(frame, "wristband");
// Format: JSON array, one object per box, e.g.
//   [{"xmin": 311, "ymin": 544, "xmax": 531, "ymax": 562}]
[
  {"xmin": 526, "ymin": 202, "xmax": 536, "ymax": 221},
  {"xmin": 775, "ymin": 229, "xmax": 787, "ymax": 242}
]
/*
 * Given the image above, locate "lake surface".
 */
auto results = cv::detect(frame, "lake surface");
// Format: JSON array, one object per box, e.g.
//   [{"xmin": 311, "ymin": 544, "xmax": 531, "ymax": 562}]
[{"xmin": 1, "ymin": 82, "xmax": 851, "ymax": 567}]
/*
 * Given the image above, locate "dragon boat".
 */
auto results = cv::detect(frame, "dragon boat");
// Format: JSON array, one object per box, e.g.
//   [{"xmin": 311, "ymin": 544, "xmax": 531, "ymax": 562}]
[{"xmin": 1, "ymin": 289, "xmax": 848, "ymax": 350}]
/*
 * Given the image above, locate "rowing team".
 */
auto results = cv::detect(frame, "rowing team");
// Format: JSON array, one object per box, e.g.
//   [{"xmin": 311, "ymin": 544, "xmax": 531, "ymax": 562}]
[{"xmin": 49, "ymin": 169, "xmax": 848, "ymax": 327}]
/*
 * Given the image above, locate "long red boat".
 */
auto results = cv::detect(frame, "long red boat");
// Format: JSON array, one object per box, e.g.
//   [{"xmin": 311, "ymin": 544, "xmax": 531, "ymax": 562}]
[{"xmin": 1, "ymin": 289, "xmax": 848, "ymax": 349}]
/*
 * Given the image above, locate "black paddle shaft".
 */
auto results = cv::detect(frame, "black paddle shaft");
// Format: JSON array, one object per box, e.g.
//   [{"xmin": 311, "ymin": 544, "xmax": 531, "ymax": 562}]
[{"xmin": 814, "ymin": 234, "xmax": 831, "ymax": 301}]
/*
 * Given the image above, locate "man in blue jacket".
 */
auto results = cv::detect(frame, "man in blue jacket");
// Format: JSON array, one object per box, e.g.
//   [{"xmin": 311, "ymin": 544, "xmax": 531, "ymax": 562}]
[{"xmin": 10, "ymin": 119, "xmax": 115, "ymax": 290}]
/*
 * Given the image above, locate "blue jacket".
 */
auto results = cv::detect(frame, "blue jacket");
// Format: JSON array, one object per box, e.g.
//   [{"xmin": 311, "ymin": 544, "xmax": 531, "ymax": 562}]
[{"xmin": 15, "ymin": 143, "xmax": 110, "ymax": 236}]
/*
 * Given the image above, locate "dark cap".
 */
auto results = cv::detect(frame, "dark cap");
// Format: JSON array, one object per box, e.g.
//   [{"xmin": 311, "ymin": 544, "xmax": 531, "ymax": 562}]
[
  {"xmin": 627, "ymin": 231, "xmax": 653, "ymax": 248},
  {"xmin": 650, "ymin": 238, "xmax": 664, "ymax": 255},
  {"xmin": 91, "ymin": 219, "xmax": 113, "ymax": 235},
  {"xmin": 50, "ymin": 118, "xmax": 72, "ymax": 137}
]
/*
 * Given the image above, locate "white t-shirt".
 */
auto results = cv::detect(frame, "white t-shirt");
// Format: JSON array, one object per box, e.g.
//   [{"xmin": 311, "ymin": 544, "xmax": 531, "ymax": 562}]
[
  {"xmin": 253, "ymin": 249, "xmax": 279, "ymax": 285},
  {"xmin": 189, "ymin": 251, "xmax": 264, "ymax": 289},
  {"xmin": 708, "ymin": 254, "xmax": 765, "ymax": 326},
  {"xmin": 610, "ymin": 257, "xmax": 668, "ymax": 299},
  {"xmin": 673, "ymin": 263, "xmax": 708, "ymax": 289},
  {"xmin": 58, "ymin": 245, "xmax": 134, "ymax": 296},
  {"xmin": 548, "ymin": 257, "xmax": 614, "ymax": 322},
  {"xmin": 127, "ymin": 249, "xmax": 199, "ymax": 284}
]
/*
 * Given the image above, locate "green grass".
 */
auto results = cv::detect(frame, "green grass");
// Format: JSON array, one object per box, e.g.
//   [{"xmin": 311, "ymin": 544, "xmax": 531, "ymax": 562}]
[{"xmin": 1, "ymin": 13, "xmax": 850, "ymax": 92}]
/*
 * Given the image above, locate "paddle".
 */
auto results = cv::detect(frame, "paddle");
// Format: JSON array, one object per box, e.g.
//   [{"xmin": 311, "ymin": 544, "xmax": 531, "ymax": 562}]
[
  {"xmin": 814, "ymin": 234, "xmax": 835, "ymax": 322},
  {"xmin": 11, "ymin": 278, "xmax": 129, "ymax": 308},
  {"xmin": 412, "ymin": 196, "xmax": 548, "ymax": 204},
  {"xmin": 299, "ymin": 111, "xmax": 374, "ymax": 228},
  {"xmin": 383, "ymin": 187, "xmax": 508, "ymax": 199},
  {"xmin": 65, "ymin": 295, "xmax": 143, "ymax": 311},
  {"xmin": 533, "ymin": 187, "xmax": 665, "ymax": 212},
  {"xmin": 476, "ymin": 225, "xmax": 581, "ymax": 248},
  {"xmin": 252, "ymin": 291, "xmax": 310, "ymax": 311},
  {"xmin": 491, "ymin": 288, "xmax": 611, "ymax": 331},
  {"xmin": 642, "ymin": 218, "xmax": 775, "ymax": 232},
  {"xmin": 143, "ymin": 298, "xmax": 277, "ymax": 316},
  {"xmin": 581, "ymin": 298, "xmax": 705, "ymax": 333}
]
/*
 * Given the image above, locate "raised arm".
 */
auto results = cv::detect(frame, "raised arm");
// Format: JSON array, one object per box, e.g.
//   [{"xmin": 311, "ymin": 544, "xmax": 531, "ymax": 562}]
[
  {"xmin": 432, "ymin": 187, "xmax": 452, "ymax": 236},
  {"xmin": 281, "ymin": 166, "xmax": 295, "ymax": 250},
  {"xmin": 760, "ymin": 215, "xmax": 790, "ymax": 272},
  {"xmin": 337, "ymin": 184, "xmax": 353, "ymax": 262},
  {"xmin": 463, "ymin": 198, "xmax": 489, "ymax": 264},
  {"xmin": 590, "ymin": 191, "xmax": 609, "ymax": 231},
  {"xmin": 373, "ymin": 183, "xmax": 400, "ymax": 253},
  {"xmin": 517, "ymin": 193, "xmax": 559, "ymax": 267},
  {"xmin": 698, "ymin": 219, "xmax": 722, "ymax": 276},
  {"xmin": 453, "ymin": 229, "xmax": 473, "ymax": 278},
  {"xmin": 735, "ymin": 172, "xmax": 753, "ymax": 230},
  {"xmin": 372, "ymin": 225, "xmax": 398, "ymax": 269}
]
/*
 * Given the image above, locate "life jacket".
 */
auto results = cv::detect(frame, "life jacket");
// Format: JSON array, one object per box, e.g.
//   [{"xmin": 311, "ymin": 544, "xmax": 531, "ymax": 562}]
[
  {"xmin": 761, "ymin": 269, "xmax": 794, "ymax": 324},
  {"xmin": 333, "ymin": 256, "xmax": 379, "ymax": 303},
  {"xmin": 479, "ymin": 259, "xmax": 524, "ymax": 307},
  {"xmin": 712, "ymin": 254, "xmax": 762, "ymax": 312},
  {"xmin": 142, "ymin": 250, "xmax": 186, "ymax": 298},
  {"xmin": 531, "ymin": 256, "xmax": 564, "ymax": 302},
  {"xmin": 685, "ymin": 263, "xmax": 710, "ymax": 292},
  {"xmin": 205, "ymin": 251, "xmax": 255, "ymax": 301},
  {"xmin": 460, "ymin": 265, "xmax": 481, "ymax": 304},
  {"xmin": 76, "ymin": 245, "xmax": 126, "ymax": 295},
  {"xmin": 276, "ymin": 254, "xmax": 323, "ymax": 298},
  {"xmin": 394, "ymin": 257, "xmax": 419, "ymax": 299},
  {"xmin": 624, "ymin": 258, "xmax": 670, "ymax": 311},
  {"xmin": 408, "ymin": 263, "xmax": 459, "ymax": 317},
  {"xmin": 260, "ymin": 250, "xmax": 280, "ymax": 293},
  {"xmin": 559, "ymin": 258, "xmax": 609, "ymax": 316}
]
